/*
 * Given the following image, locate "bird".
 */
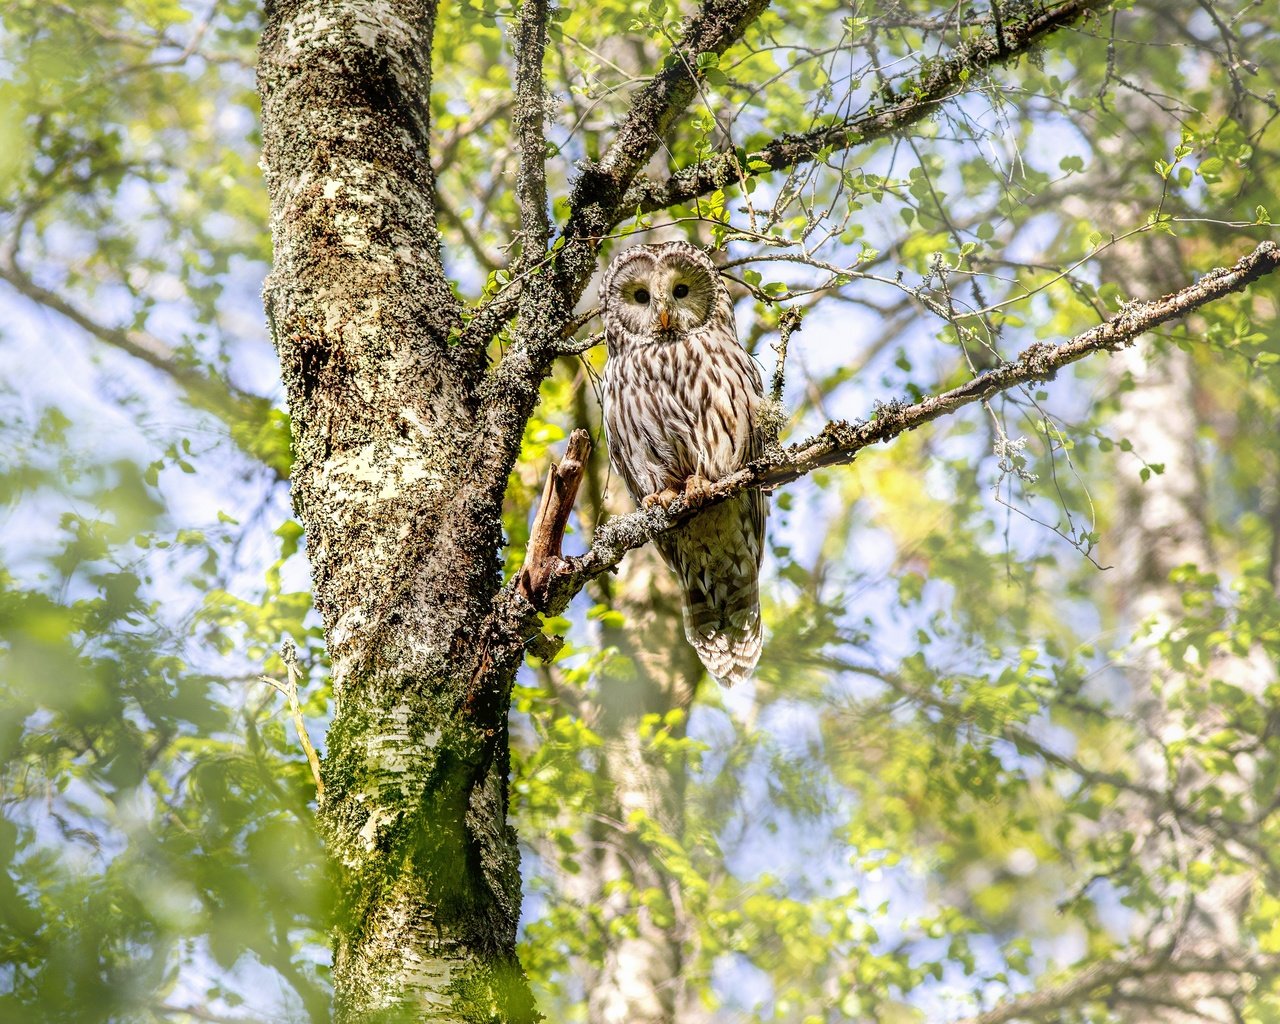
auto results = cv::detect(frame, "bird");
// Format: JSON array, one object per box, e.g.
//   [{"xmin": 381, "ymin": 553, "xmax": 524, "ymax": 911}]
[{"xmin": 600, "ymin": 240, "xmax": 767, "ymax": 687}]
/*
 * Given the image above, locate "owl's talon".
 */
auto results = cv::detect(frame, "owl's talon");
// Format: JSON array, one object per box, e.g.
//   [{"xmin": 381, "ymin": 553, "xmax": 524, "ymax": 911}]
[
  {"xmin": 683, "ymin": 474, "xmax": 713, "ymax": 507},
  {"xmin": 642, "ymin": 488, "xmax": 680, "ymax": 510}
]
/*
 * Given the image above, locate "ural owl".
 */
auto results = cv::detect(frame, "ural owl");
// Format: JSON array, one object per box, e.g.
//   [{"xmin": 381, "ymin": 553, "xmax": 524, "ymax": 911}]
[{"xmin": 600, "ymin": 241, "xmax": 766, "ymax": 687}]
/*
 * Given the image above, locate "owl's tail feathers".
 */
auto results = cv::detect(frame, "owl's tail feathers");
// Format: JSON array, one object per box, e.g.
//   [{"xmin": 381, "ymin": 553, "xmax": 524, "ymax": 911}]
[
  {"xmin": 661, "ymin": 492, "xmax": 767, "ymax": 687},
  {"xmin": 681, "ymin": 586, "xmax": 762, "ymax": 688}
]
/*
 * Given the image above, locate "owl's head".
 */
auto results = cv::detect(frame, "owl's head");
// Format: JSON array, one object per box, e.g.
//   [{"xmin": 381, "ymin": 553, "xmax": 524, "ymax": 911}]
[{"xmin": 601, "ymin": 241, "xmax": 722, "ymax": 348}]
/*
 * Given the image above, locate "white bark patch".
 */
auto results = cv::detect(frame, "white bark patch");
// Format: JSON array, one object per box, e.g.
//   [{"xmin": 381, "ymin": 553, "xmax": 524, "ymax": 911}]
[
  {"xmin": 400, "ymin": 953, "xmax": 457, "ymax": 1007},
  {"xmin": 333, "ymin": 209, "xmax": 371, "ymax": 251},
  {"xmin": 329, "ymin": 604, "xmax": 367, "ymax": 654},
  {"xmin": 357, "ymin": 804, "xmax": 396, "ymax": 851},
  {"xmin": 321, "ymin": 440, "xmax": 446, "ymax": 501},
  {"xmin": 283, "ymin": 10, "xmax": 337, "ymax": 57},
  {"xmin": 350, "ymin": 1, "xmax": 400, "ymax": 49},
  {"xmin": 368, "ymin": 906, "xmax": 458, "ymax": 1011},
  {"xmin": 357, "ymin": 893, "xmax": 460, "ymax": 1013},
  {"xmin": 366, "ymin": 700, "xmax": 419, "ymax": 772},
  {"xmin": 352, "ymin": 705, "xmax": 442, "ymax": 853}
]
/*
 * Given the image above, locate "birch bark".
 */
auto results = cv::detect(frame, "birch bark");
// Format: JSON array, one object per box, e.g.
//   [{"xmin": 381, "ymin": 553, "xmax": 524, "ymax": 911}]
[
  {"xmin": 258, "ymin": 2, "xmax": 534, "ymax": 1020},
  {"xmin": 1104, "ymin": 239, "xmax": 1268, "ymax": 1021}
]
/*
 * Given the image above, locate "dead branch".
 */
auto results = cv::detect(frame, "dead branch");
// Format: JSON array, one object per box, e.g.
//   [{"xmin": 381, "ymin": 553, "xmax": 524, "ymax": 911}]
[{"xmin": 517, "ymin": 428, "xmax": 593, "ymax": 610}]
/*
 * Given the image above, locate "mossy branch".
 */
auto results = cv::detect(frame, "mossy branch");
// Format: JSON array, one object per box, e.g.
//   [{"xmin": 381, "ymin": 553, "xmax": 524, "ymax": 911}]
[
  {"xmin": 620, "ymin": 0, "xmax": 1113, "ymax": 215},
  {"xmin": 524, "ymin": 240, "xmax": 1280, "ymax": 619}
]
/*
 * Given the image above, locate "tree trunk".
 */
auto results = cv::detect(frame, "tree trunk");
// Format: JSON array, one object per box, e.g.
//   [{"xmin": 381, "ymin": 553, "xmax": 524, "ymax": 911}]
[
  {"xmin": 258, "ymin": 1, "xmax": 535, "ymax": 1019},
  {"xmin": 588, "ymin": 545, "xmax": 705, "ymax": 1024},
  {"xmin": 1105, "ymin": 241, "xmax": 1267, "ymax": 1022}
]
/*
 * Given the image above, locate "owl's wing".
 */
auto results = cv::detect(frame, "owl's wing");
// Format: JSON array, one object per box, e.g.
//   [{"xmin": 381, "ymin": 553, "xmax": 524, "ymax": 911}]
[{"xmin": 722, "ymin": 335, "xmax": 766, "ymax": 463}]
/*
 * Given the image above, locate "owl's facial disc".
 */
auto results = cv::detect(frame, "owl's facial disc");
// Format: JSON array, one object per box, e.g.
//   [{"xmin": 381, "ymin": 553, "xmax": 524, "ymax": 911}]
[
  {"xmin": 608, "ymin": 260, "xmax": 658, "ymax": 336},
  {"xmin": 650, "ymin": 259, "xmax": 714, "ymax": 336},
  {"xmin": 606, "ymin": 248, "xmax": 718, "ymax": 344}
]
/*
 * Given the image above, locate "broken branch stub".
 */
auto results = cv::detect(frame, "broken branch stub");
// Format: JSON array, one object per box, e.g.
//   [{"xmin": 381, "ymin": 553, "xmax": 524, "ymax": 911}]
[{"xmin": 517, "ymin": 428, "xmax": 592, "ymax": 610}]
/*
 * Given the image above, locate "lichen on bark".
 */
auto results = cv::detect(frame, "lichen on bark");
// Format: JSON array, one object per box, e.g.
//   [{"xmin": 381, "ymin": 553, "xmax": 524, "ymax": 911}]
[{"xmin": 258, "ymin": 0, "xmax": 536, "ymax": 1019}]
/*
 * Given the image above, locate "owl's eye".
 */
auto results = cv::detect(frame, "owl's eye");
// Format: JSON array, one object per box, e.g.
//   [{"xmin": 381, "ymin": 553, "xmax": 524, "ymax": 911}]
[
  {"xmin": 673, "ymin": 283, "xmax": 690, "ymax": 299},
  {"xmin": 634, "ymin": 288, "xmax": 650, "ymax": 304}
]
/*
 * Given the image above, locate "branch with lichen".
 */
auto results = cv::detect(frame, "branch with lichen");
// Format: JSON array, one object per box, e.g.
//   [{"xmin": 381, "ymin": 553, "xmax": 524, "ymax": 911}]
[
  {"xmin": 511, "ymin": 0, "xmax": 551, "ymax": 276},
  {"xmin": 512, "ymin": 240, "xmax": 1280, "ymax": 623},
  {"xmin": 548, "ymin": 0, "xmax": 773, "ymax": 310},
  {"xmin": 620, "ymin": 0, "xmax": 1112, "ymax": 216}
]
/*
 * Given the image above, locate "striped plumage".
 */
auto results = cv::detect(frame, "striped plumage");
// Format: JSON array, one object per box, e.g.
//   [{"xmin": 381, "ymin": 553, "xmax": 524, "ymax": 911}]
[{"xmin": 600, "ymin": 241, "xmax": 767, "ymax": 687}]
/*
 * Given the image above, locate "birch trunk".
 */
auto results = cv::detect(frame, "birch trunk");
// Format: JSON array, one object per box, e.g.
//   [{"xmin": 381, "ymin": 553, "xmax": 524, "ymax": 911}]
[
  {"xmin": 1105, "ymin": 240, "xmax": 1267, "ymax": 1021},
  {"xmin": 258, "ymin": 2, "xmax": 535, "ymax": 1020}
]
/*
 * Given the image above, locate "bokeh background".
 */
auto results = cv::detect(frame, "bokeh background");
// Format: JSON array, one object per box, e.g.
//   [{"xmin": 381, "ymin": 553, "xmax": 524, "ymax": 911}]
[{"xmin": 3, "ymin": 1, "xmax": 1280, "ymax": 1021}]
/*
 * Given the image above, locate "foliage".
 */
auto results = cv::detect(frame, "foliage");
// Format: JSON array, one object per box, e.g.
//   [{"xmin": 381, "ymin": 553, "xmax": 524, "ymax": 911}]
[{"xmin": 2, "ymin": 0, "xmax": 1280, "ymax": 1021}]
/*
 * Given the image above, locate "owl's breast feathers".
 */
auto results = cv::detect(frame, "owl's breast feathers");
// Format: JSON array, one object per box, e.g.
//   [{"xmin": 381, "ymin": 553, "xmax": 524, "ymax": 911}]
[{"xmin": 603, "ymin": 328, "xmax": 763, "ymax": 496}]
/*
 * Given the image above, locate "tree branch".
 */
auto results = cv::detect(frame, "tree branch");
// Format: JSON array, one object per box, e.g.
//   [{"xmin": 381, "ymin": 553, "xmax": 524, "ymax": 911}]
[
  {"xmin": 517, "ymin": 428, "xmax": 591, "ymax": 609},
  {"xmin": 530, "ymin": 240, "xmax": 1280, "ymax": 617},
  {"xmin": 549, "ymin": 0, "xmax": 773, "ymax": 306},
  {"xmin": 511, "ymin": 0, "xmax": 551, "ymax": 274},
  {"xmin": 953, "ymin": 949, "xmax": 1280, "ymax": 1024},
  {"xmin": 621, "ymin": 0, "xmax": 1112, "ymax": 215}
]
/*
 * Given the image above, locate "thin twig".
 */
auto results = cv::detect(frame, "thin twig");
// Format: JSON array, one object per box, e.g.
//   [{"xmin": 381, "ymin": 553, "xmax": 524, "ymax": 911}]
[
  {"xmin": 770, "ymin": 306, "xmax": 805, "ymax": 404},
  {"xmin": 261, "ymin": 639, "xmax": 325, "ymax": 796}
]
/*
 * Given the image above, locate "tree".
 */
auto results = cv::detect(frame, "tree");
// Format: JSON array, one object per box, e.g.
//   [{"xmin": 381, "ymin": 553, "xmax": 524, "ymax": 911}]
[{"xmin": 3, "ymin": 0, "xmax": 1280, "ymax": 1022}]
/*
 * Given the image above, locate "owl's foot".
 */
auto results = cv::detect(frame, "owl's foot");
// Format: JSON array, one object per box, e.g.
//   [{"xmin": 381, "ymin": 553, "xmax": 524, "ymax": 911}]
[
  {"xmin": 683, "ymin": 474, "xmax": 713, "ymax": 507},
  {"xmin": 642, "ymin": 488, "xmax": 681, "ymax": 510}
]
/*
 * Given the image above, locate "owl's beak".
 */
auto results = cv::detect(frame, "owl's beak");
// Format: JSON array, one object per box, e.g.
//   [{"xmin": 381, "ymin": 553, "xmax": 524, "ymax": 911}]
[{"xmin": 658, "ymin": 308, "xmax": 671, "ymax": 330}]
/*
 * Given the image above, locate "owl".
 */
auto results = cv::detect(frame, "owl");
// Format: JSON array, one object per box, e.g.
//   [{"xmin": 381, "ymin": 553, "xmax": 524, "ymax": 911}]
[{"xmin": 600, "ymin": 240, "xmax": 767, "ymax": 687}]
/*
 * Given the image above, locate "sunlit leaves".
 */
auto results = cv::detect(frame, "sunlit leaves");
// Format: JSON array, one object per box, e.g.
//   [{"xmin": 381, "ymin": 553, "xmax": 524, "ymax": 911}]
[{"xmin": 4, "ymin": 0, "xmax": 1280, "ymax": 1021}]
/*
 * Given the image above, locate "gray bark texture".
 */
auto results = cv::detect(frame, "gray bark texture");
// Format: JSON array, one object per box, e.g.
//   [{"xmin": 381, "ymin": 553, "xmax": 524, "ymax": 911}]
[
  {"xmin": 252, "ymin": 0, "xmax": 1280, "ymax": 1020},
  {"xmin": 258, "ymin": 1, "xmax": 533, "ymax": 1020}
]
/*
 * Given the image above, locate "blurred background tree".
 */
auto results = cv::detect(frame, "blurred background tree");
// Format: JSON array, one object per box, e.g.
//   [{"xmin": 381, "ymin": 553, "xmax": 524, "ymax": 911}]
[{"xmin": 2, "ymin": 0, "xmax": 1279, "ymax": 1021}]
